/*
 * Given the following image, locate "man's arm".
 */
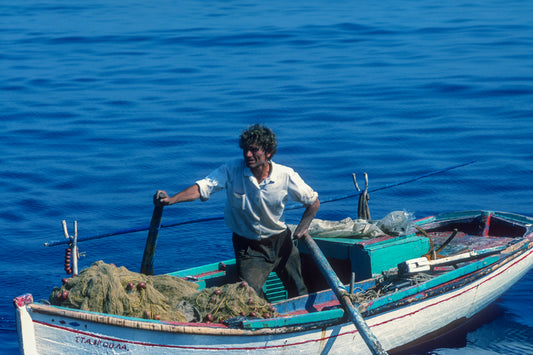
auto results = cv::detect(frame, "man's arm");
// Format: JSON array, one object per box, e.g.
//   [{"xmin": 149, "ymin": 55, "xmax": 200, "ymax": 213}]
[
  {"xmin": 155, "ymin": 184, "xmax": 201, "ymax": 206},
  {"xmin": 292, "ymin": 198, "xmax": 320, "ymax": 239}
]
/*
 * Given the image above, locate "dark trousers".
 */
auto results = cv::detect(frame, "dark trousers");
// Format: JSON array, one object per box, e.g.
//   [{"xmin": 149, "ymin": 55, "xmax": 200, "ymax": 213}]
[{"xmin": 232, "ymin": 229, "xmax": 308, "ymax": 299}]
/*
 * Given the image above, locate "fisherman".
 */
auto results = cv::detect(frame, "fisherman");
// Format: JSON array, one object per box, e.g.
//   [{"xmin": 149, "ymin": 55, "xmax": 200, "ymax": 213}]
[{"xmin": 155, "ymin": 124, "xmax": 319, "ymax": 298}]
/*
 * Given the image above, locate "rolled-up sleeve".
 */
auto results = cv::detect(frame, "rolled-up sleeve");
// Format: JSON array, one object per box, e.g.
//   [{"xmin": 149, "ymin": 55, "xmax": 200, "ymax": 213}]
[
  {"xmin": 287, "ymin": 170, "xmax": 318, "ymax": 207},
  {"xmin": 195, "ymin": 165, "xmax": 227, "ymax": 201}
]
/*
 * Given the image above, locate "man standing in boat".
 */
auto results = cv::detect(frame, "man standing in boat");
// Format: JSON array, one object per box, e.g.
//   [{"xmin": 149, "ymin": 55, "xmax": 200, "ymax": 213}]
[{"xmin": 155, "ymin": 124, "xmax": 319, "ymax": 298}]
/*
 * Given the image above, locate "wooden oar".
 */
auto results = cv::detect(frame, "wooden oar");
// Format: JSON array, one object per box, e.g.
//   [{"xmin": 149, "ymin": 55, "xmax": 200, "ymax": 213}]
[
  {"xmin": 140, "ymin": 192, "xmax": 165, "ymax": 275},
  {"xmin": 302, "ymin": 234, "xmax": 388, "ymax": 355}
]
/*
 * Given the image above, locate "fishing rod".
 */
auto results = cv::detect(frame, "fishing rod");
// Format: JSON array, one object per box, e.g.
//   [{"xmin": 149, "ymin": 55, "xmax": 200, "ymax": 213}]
[
  {"xmin": 314, "ymin": 160, "xmax": 477, "ymax": 206},
  {"xmin": 44, "ymin": 160, "xmax": 476, "ymax": 247}
]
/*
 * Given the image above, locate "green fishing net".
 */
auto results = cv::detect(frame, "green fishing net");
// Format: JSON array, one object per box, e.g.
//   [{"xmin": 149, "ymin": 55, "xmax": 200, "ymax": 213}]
[
  {"xmin": 183, "ymin": 281, "xmax": 278, "ymax": 323},
  {"xmin": 49, "ymin": 260, "xmax": 277, "ymax": 323}
]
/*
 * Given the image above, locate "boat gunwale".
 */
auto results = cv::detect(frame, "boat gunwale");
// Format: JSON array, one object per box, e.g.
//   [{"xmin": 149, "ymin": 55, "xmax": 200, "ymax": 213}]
[{"xmin": 26, "ymin": 301, "xmax": 340, "ymax": 336}]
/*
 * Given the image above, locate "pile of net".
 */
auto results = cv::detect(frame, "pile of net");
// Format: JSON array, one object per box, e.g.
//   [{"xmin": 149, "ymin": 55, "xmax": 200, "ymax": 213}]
[{"xmin": 49, "ymin": 261, "xmax": 278, "ymax": 324}]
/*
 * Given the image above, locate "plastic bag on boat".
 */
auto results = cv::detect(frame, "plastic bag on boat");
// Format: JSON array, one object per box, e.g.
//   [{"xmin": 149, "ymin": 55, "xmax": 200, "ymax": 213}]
[
  {"xmin": 376, "ymin": 211, "xmax": 413, "ymax": 236},
  {"xmin": 288, "ymin": 217, "xmax": 383, "ymax": 239},
  {"xmin": 289, "ymin": 210, "xmax": 413, "ymax": 239},
  {"xmin": 305, "ymin": 217, "xmax": 384, "ymax": 239}
]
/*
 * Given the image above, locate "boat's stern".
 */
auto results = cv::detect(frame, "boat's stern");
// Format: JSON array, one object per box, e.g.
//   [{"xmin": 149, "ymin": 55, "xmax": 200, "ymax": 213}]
[{"xmin": 14, "ymin": 293, "xmax": 38, "ymax": 355}]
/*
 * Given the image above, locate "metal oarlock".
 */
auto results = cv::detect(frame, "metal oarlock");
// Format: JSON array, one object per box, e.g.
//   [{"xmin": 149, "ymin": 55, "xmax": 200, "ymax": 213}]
[
  {"xmin": 353, "ymin": 172, "xmax": 371, "ymax": 220},
  {"xmin": 352, "ymin": 173, "xmax": 360, "ymax": 192},
  {"xmin": 61, "ymin": 220, "xmax": 79, "ymax": 275}
]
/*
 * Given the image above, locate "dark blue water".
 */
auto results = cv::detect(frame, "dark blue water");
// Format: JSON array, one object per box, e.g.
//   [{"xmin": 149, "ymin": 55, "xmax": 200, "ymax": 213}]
[{"xmin": 2, "ymin": 1, "xmax": 532, "ymax": 353}]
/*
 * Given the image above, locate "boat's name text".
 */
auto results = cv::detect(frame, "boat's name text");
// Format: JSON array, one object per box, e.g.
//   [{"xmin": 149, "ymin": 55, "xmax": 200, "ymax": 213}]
[{"xmin": 75, "ymin": 335, "xmax": 130, "ymax": 351}]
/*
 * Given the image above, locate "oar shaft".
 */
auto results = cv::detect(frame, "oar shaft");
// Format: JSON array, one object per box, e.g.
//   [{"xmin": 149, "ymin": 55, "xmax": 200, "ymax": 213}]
[
  {"xmin": 302, "ymin": 235, "xmax": 388, "ymax": 355},
  {"xmin": 140, "ymin": 196, "xmax": 164, "ymax": 275}
]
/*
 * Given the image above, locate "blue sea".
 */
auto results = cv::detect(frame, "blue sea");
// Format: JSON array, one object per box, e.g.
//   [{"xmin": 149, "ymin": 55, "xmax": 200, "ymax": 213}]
[{"xmin": 1, "ymin": 1, "xmax": 532, "ymax": 353}]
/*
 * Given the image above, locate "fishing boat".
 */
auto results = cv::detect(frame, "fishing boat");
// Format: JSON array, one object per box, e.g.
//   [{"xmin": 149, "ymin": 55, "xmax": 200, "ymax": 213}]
[{"xmin": 14, "ymin": 209, "xmax": 533, "ymax": 354}]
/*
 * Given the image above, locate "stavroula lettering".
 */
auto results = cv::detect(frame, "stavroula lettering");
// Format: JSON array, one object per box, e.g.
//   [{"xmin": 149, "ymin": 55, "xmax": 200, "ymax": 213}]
[{"xmin": 75, "ymin": 335, "xmax": 130, "ymax": 351}]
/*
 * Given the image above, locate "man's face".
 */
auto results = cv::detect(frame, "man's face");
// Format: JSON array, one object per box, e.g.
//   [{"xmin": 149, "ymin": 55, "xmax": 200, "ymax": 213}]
[{"xmin": 243, "ymin": 144, "xmax": 270, "ymax": 169}]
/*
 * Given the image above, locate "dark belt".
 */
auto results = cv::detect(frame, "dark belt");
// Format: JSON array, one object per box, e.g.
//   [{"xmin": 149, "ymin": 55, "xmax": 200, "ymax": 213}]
[{"xmin": 233, "ymin": 228, "xmax": 290, "ymax": 243}]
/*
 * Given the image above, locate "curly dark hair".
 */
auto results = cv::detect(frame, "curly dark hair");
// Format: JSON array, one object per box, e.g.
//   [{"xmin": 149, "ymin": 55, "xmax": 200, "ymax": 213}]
[{"xmin": 239, "ymin": 124, "xmax": 278, "ymax": 157}]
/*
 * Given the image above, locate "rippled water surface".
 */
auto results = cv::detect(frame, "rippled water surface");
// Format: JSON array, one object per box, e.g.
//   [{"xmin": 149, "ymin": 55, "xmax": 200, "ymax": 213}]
[{"xmin": 2, "ymin": 1, "xmax": 532, "ymax": 353}]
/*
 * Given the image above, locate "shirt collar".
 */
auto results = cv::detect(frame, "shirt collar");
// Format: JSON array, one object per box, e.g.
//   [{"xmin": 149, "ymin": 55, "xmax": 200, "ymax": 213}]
[{"xmin": 243, "ymin": 160, "xmax": 278, "ymax": 182}]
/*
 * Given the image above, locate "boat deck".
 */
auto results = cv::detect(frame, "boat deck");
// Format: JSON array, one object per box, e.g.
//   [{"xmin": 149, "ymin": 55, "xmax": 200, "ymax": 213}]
[{"xmin": 430, "ymin": 232, "xmax": 514, "ymax": 256}]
